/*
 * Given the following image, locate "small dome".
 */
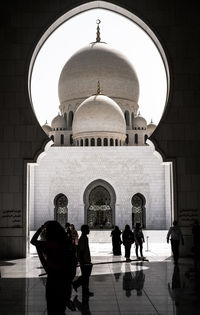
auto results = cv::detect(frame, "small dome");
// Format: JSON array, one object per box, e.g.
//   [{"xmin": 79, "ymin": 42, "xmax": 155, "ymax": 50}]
[
  {"xmin": 51, "ymin": 114, "xmax": 66, "ymax": 129},
  {"xmin": 58, "ymin": 42, "xmax": 139, "ymax": 106},
  {"xmin": 42, "ymin": 121, "xmax": 52, "ymax": 135},
  {"xmin": 147, "ymin": 120, "xmax": 157, "ymax": 134},
  {"xmin": 134, "ymin": 113, "xmax": 147, "ymax": 129},
  {"xmin": 72, "ymin": 94, "xmax": 126, "ymax": 138}
]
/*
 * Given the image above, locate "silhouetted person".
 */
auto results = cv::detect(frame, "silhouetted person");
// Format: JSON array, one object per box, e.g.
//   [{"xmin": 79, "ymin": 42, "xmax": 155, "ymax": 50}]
[
  {"xmin": 122, "ymin": 224, "xmax": 134, "ymax": 261},
  {"xmin": 73, "ymin": 224, "xmax": 93, "ymax": 296},
  {"xmin": 65, "ymin": 222, "xmax": 72, "ymax": 243},
  {"xmin": 31, "ymin": 221, "xmax": 77, "ymax": 315},
  {"xmin": 167, "ymin": 220, "xmax": 184, "ymax": 264},
  {"xmin": 110, "ymin": 225, "xmax": 122, "ymax": 255},
  {"xmin": 134, "ymin": 223, "xmax": 145, "ymax": 260},
  {"xmin": 70, "ymin": 223, "xmax": 79, "ymax": 246}
]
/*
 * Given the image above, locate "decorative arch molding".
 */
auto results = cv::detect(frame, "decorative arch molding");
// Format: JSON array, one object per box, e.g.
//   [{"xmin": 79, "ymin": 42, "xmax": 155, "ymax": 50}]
[{"xmin": 83, "ymin": 179, "xmax": 116, "ymax": 229}]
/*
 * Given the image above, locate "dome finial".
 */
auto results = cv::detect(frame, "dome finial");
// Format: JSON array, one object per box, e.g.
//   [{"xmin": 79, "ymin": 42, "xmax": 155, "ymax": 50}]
[
  {"xmin": 96, "ymin": 19, "xmax": 101, "ymax": 42},
  {"xmin": 97, "ymin": 81, "xmax": 101, "ymax": 94}
]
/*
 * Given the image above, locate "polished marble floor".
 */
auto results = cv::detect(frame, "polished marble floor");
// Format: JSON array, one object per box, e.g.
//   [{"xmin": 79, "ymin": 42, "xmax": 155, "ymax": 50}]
[{"xmin": 0, "ymin": 237, "xmax": 200, "ymax": 315}]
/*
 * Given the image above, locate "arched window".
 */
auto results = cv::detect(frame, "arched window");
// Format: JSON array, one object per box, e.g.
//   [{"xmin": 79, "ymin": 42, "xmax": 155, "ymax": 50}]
[
  {"xmin": 50, "ymin": 135, "xmax": 54, "ymax": 142},
  {"xmin": 125, "ymin": 134, "xmax": 129, "ymax": 144},
  {"xmin": 80, "ymin": 139, "xmax": 83, "ymax": 146},
  {"xmin": 77, "ymin": 140, "xmax": 79, "ymax": 146},
  {"xmin": 120, "ymin": 140, "xmax": 121, "ymax": 146},
  {"xmin": 125, "ymin": 110, "xmax": 130, "ymax": 126},
  {"xmin": 68, "ymin": 111, "xmax": 73, "ymax": 130},
  {"xmin": 131, "ymin": 193, "xmax": 146, "ymax": 229},
  {"xmin": 144, "ymin": 134, "xmax": 148, "ymax": 144},
  {"xmin": 104, "ymin": 138, "xmax": 108, "ymax": 146},
  {"xmin": 60, "ymin": 134, "xmax": 64, "ymax": 145},
  {"xmin": 110, "ymin": 138, "xmax": 114, "ymax": 146},
  {"xmin": 85, "ymin": 138, "xmax": 89, "ymax": 146},
  {"xmin": 135, "ymin": 134, "xmax": 138, "ymax": 144},
  {"xmin": 115, "ymin": 139, "xmax": 118, "ymax": 146},
  {"xmin": 54, "ymin": 194, "xmax": 68, "ymax": 228},
  {"xmin": 70, "ymin": 134, "xmax": 73, "ymax": 145},
  {"xmin": 91, "ymin": 138, "xmax": 95, "ymax": 146},
  {"xmin": 131, "ymin": 112, "xmax": 134, "ymax": 129},
  {"xmin": 97, "ymin": 138, "xmax": 101, "ymax": 146}
]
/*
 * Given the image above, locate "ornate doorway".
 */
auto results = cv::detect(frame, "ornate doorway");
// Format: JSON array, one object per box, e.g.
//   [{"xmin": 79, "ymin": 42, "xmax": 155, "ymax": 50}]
[
  {"xmin": 54, "ymin": 193, "xmax": 68, "ymax": 227},
  {"xmin": 131, "ymin": 193, "xmax": 146, "ymax": 228},
  {"xmin": 84, "ymin": 180, "xmax": 116, "ymax": 229}
]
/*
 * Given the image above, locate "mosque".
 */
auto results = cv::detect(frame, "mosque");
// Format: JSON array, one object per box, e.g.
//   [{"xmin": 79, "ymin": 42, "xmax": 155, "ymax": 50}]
[{"xmin": 29, "ymin": 21, "xmax": 171, "ymax": 231}]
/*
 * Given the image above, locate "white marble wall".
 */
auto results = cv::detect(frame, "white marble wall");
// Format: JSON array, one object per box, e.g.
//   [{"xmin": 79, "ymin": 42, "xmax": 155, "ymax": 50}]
[{"xmin": 30, "ymin": 145, "xmax": 171, "ymax": 231}]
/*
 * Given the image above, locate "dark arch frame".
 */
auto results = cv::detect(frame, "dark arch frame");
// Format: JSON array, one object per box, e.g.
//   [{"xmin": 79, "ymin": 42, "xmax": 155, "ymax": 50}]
[
  {"xmin": 83, "ymin": 179, "xmax": 116, "ymax": 229},
  {"xmin": 28, "ymin": 1, "xmax": 171, "ymax": 167},
  {"xmin": 22, "ymin": 1, "xmax": 176, "ymax": 260}
]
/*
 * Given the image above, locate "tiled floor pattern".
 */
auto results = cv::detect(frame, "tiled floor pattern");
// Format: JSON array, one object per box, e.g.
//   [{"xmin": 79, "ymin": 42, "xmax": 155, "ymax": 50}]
[{"xmin": 0, "ymin": 242, "xmax": 200, "ymax": 314}]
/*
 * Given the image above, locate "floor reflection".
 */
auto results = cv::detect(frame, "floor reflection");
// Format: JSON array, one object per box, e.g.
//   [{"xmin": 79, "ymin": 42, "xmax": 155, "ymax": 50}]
[
  {"xmin": 0, "ymin": 256, "xmax": 200, "ymax": 314},
  {"xmin": 73, "ymin": 295, "xmax": 92, "ymax": 315},
  {"xmin": 168, "ymin": 263, "xmax": 200, "ymax": 315},
  {"xmin": 122, "ymin": 263, "xmax": 145, "ymax": 297}
]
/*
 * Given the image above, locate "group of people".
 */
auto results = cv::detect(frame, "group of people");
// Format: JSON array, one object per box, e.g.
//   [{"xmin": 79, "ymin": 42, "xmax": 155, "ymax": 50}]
[
  {"xmin": 31, "ymin": 218, "xmax": 200, "ymax": 314},
  {"xmin": 111, "ymin": 220, "xmax": 200, "ymax": 266},
  {"xmin": 110, "ymin": 223, "xmax": 145, "ymax": 261},
  {"xmin": 31, "ymin": 221, "xmax": 93, "ymax": 315}
]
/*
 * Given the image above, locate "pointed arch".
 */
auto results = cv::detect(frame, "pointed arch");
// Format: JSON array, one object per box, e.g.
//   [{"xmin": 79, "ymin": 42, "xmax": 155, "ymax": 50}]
[
  {"xmin": 83, "ymin": 179, "xmax": 116, "ymax": 229},
  {"xmin": 131, "ymin": 193, "xmax": 146, "ymax": 229},
  {"xmin": 54, "ymin": 193, "xmax": 68, "ymax": 227}
]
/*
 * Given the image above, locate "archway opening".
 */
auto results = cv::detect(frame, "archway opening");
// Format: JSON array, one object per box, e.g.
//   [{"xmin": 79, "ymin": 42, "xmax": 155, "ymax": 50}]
[
  {"xmin": 27, "ymin": 2, "xmax": 172, "ymax": 259},
  {"xmin": 132, "ymin": 193, "xmax": 146, "ymax": 229},
  {"xmin": 29, "ymin": 3, "xmax": 169, "ymax": 128},
  {"xmin": 54, "ymin": 193, "xmax": 68, "ymax": 228},
  {"xmin": 83, "ymin": 179, "xmax": 116, "ymax": 230}
]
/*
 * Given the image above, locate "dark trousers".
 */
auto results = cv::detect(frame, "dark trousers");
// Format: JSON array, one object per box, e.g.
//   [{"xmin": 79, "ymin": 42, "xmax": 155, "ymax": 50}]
[
  {"xmin": 73, "ymin": 263, "xmax": 93, "ymax": 294},
  {"xmin": 124, "ymin": 244, "xmax": 131, "ymax": 258},
  {"xmin": 46, "ymin": 273, "xmax": 72, "ymax": 315},
  {"xmin": 171, "ymin": 240, "xmax": 180, "ymax": 263},
  {"xmin": 135, "ymin": 240, "xmax": 143, "ymax": 257}
]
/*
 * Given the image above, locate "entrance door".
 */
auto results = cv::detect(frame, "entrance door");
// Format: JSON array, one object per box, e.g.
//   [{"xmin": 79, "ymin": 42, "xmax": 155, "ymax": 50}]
[
  {"xmin": 54, "ymin": 193, "xmax": 68, "ymax": 227},
  {"xmin": 87, "ymin": 185, "xmax": 112, "ymax": 229},
  {"xmin": 132, "ymin": 193, "xmax": 146, "ymax": 228}
]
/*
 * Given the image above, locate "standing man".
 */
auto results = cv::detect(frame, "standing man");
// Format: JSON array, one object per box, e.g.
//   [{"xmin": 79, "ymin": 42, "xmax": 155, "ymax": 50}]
[
  {"xmin": 167, "ymin": 220, "xmax": 184, "ymax": 264},
  {"xmin": 72, "ymin": 224, "xmax": 94, "ymax": 296},
  {"xmin": 122, "ymin": 224, "xmax": 134, "ymax": 262},
  {"xmin": 134, "ymin": 222, "xmax": 145, "ymax": 260}
]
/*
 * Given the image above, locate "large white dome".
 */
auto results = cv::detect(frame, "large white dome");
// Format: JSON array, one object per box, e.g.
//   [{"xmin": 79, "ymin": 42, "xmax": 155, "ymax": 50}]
[
  {"xmin": 58, "ymin": 42, "xmax": 139, "ymax": 105},
  {"xmin": 72, "ymin": 94, "xmax": 126, "ymax": 138}
]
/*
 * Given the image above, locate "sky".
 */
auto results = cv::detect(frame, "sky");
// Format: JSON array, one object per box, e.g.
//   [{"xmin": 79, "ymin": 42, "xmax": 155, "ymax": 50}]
[{"xmin": 30, "ymin": 8, "xmax": 167, "ymax": 126}]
